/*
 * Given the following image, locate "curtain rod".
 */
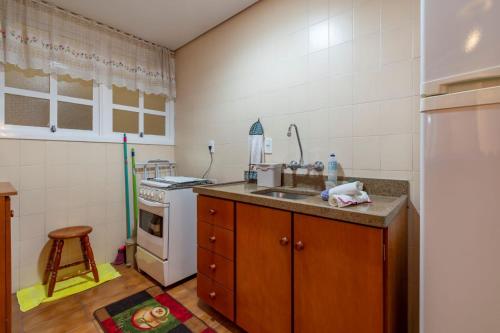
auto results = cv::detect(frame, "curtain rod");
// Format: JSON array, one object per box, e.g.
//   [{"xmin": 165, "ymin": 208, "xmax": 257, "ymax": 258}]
[{"xmin": 33, "ymin": 0, "xmax": 174, "ymax": 55}]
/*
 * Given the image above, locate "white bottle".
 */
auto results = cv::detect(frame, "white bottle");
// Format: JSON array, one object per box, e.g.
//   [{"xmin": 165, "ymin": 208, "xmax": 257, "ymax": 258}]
[{"xmin": 327, "ymin": 153, "xmax": 338, "ymax": 185}]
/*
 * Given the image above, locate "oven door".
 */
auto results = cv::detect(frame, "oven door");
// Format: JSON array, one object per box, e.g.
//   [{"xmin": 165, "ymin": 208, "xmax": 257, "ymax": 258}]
[{"xmin": 137, "ymin": 197, "xmax": 169, "ymax": 260}]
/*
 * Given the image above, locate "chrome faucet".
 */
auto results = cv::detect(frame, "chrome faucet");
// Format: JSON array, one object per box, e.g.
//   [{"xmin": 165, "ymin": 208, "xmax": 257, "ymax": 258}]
[
  {"xmin": 287, "ymin": 124, "xmax": 304, "ymax": 167},
  {"xmin": 286, "ymin": 124, "xmax": 324, "ymax": 172}
]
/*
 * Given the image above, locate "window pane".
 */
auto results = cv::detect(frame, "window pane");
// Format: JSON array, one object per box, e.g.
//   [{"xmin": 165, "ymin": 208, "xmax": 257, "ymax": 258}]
[
  {"xmin": 144, "ymin": 114, "xmax": 166, "ymax": 136},
  {"xmin": 5, "ymin": 64, "xmax": 50, "ymax": 93},
  {"xmin": 57, "ymin": 74, "xmax": 93, "ymax": 100},
  {"xmin": 113, "ymin": 109, "xmax": 139, "ymax": 133},
  {"xmin": 58, "ymin": 101, "xmax": 93, "ymax": 130},
  {"xmin": 112, "ymin": 85, "xmax": 139, "ymax": 107},
  {"xmin": 144, "ymin": 93, "xmax": 166, "ymax": 111},
  {"xmin": 5, "ymin": 94, "xmax": 50, "ymax": 127}
]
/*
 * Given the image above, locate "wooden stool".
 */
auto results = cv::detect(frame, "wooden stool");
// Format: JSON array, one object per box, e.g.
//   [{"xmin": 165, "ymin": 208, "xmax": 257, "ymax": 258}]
[{"xmin": 43, "ymin": 226, "xmax": 99, "ymax": 297}]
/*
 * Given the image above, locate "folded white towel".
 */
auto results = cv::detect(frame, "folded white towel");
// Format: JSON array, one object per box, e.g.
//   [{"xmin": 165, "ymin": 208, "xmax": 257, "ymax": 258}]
[
  {"xmin": 328, "ymin": 181, "xmax": 364, "ymax": 196},
  {"xmin": 328, "ymin": 191, "xmax": 371, "ymax": 208}
]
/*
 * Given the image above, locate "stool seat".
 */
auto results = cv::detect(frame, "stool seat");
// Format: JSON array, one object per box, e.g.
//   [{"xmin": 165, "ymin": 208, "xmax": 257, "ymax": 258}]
[{"xmin": 48, "ymin": 226, "xmax": 93, "ymax": 239}]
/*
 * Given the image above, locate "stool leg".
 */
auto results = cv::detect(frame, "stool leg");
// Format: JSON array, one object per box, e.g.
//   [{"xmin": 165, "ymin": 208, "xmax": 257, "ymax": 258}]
[
  {"xmin": 83, "ymin": 235, "xmax": 99, "ymax": 283},
  {"xmin": 47, "ymin": 240, "xmax": 64, "ymax": 297},
  {"xmin": 43, "ymin": 240, "xmax": 57, "ymax": 285},
  {"xmin": 79, "ymin": 236, "xmax": 90, "ymax": 270}
]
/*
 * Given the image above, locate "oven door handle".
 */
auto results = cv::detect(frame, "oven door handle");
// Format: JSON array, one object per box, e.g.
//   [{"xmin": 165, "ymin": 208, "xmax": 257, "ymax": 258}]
[{"xmin": 139, "ymin": 197, "xmax": 168, "ymax": 208}]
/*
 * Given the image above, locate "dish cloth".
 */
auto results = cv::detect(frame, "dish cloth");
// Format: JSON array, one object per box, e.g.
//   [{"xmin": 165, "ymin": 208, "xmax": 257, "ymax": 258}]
[
  {"xmin": 328, "ymin": 191, "xmax": 372, "ymax": 208},
  {"xmin": 329, "ymin": 181, "xmax": 364, "ymax": 196}
]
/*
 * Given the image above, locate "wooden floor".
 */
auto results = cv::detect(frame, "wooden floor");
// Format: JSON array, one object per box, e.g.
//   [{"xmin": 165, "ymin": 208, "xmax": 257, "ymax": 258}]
[{"xmin": 12, "ymin": 265, "xmax": 242, "ymax": 333}]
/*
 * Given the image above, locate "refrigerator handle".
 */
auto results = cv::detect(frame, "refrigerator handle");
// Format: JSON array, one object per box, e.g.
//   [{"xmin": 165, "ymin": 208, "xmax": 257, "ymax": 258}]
[
  {"xmin": 422, "ymin": 65, "xmax": 500, "ymax": 97},
  {"xmin": 421, "ymin": 85, "xmax": 500, "ymax": 112}
]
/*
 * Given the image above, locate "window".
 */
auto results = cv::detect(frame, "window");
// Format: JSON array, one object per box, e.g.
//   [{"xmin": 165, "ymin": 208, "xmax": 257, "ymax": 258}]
[
  {"xmin": 0, "ymin": 63, "xmax": 174, "ymax": 144},
  {"xmin": 110, "ymin": 85, "xmax": 170, "ymax": 140}
]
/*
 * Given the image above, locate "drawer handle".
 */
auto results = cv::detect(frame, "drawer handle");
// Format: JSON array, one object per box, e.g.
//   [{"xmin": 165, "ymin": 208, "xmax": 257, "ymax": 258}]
[
  {"xmin": 295, "ymin": 241, "xmax": 304, "ymax": 251},
  {"xmin": 209, "ymin": 235, "xmax": 216, "ymax": 243},
  {"xmin": 209, "ymin": 291, "xmax": 216, "ymax": 299},
  {"xmin": 209, "ymin": 264, "xmax": 216, "ymax": 271},
  {"xmin": 279, "ymin": 236, "xmax": 289, "ymax": 246},
  {"xmin": 208, "ymin": 209, "xmax": 216, "ymax": 215}
]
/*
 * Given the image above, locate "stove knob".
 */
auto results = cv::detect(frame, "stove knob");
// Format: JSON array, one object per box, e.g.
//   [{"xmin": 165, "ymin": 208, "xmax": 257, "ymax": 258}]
[
  {"xmin": 153, "ymin": 190, "xmax": 159, "ymax": 200},
  {"xmin": 158, "ymin": 192, "xmax": 165, "ymax": 201}
]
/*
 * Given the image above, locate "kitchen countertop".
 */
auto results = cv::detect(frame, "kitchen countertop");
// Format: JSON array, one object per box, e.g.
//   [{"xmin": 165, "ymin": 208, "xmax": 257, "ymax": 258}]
[{"xmin": 193, "ymin": 182, "xmax": 407, "ymax": 228}]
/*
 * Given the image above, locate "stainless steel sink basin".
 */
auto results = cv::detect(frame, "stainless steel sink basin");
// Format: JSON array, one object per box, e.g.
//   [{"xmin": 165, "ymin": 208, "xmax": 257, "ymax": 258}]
[{"xmin": 252, "ymin": 189, "xmax": 316, "ymax": 200}]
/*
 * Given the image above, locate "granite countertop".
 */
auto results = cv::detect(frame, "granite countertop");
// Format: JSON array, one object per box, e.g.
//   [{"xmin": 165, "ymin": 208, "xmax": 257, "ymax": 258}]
[{"xmin": 193, "ymin": 181, "xmax": 407, "ymax": 228}]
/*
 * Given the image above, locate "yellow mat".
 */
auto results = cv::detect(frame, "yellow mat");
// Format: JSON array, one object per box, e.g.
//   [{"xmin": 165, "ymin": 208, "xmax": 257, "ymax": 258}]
[{"xmin": 16, "ymin": 263, "xmax": 121, "ymax": 312}]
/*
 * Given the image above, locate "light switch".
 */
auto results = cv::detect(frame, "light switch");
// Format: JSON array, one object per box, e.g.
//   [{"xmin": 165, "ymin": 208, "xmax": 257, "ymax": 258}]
[{"xmin": 264, "ymin": 137, "xmax": 272, "ymax": 154}]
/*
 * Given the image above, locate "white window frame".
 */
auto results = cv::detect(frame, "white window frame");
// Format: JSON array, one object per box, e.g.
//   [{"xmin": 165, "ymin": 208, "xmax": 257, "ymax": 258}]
[{"xmin": 0, "ymin": 63, "xmax": 175, "ymax": 145}]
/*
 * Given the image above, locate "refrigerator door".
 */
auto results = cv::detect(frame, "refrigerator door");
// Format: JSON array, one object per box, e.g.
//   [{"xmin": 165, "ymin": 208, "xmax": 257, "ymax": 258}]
[
  {"xmin": 422, "ymin": 0, "xmax": 500, "ymax": 96},
  {"xmin": 422, "ymin": 103, "xmax": 500, "ymax": 332}
]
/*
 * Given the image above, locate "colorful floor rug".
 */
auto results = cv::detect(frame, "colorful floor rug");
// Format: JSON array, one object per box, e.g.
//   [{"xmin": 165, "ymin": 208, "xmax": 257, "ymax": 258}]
[
  {"xmin": 94, "ymin": 286, "xmax": 215, "ymax": 333},
  {"xmin": 17, "ymin": 263, "xmax": 121, "ymax": 312}
]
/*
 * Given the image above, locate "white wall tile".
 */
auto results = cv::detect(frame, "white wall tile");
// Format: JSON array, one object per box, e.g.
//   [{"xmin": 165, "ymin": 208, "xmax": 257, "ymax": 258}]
[
  {"xmin": 329, "ymin": 12, "xmax": 353, "ymax": 46},
  {"xmin": 20, "ymin": 141, "xmax": 45, "ymax": 166},
  {"xmin": 19, "ymin": 189, "xmax": 45, "ymax": 216},
  {"xmin": 309, "ymin": 0, "xmax": 330, "ymax": 25},
  {"xmin": 353, "ymin": 0, "xmax": 381, "ymax": 37},
  {"xmin": 380, "ymin": 134, "xmax": 412, "ymax": 170},
  {"xmin": 309, "ymin": 20, "xmax": 330, "ymax": 52},
  {"xmin": 19, "ymin": 214, "xmax": 44, "ymax": 241},
  {"xmin": 20, "ymin": 165, "xmax": 45, "ymax": 191},
  {"xmin": 354, "ymin": 32, "xmax": 381, "ymax": 72},
  {"xmin": 329, "ymin": 106, "xmax": 353, "ymax": 138},
  {"xmin": 353, "ymin": 136, "xmax": 381, "ymax": 170},
  {"xmin": 0, "ymin": 140, "xmax": 20, "ymax": 167},
  {"xmin": 382, "ymin": 26, "xmax": 412, "ymax": 64},
  {"xmin": 329, "ymin": 0, "xmax": 353, "ymax": 17},
  {"xmin": 330, "ymin": 41, "xmax": 353, "ymax": 76},
  {"xmin": 353, "ymin": 102, "xmax": 381, "ymax": 136}
]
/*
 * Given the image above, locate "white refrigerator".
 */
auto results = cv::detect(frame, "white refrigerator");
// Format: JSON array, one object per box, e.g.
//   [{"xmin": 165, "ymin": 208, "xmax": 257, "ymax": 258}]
[{"xmin": 421, "ymin": 1, "xmax": 500, "ymax": 332}]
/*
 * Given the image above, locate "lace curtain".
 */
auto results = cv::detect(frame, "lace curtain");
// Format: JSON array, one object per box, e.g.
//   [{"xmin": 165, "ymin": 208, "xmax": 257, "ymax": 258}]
[{"xmin": 0, "ymin": 0, "xmax": 176, "ymax": 98}]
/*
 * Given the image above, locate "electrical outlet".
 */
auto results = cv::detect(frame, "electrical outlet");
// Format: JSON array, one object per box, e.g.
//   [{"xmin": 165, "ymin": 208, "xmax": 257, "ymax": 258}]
[
  {"xmin": 208, "ymin": 140, "xmax": 215, "ymax": 153},
  {"xmin": 264, "ymin": 137, "xmax": 273, "ymax": 154}
]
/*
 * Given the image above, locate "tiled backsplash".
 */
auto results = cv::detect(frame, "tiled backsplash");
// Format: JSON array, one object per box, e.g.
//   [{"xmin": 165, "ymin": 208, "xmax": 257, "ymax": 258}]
[
  {"xmin": 0, "ymin": 139, "xmax": 174, "ymax": 291},
  {"xmin": 175, "ymin": 0, "xmax": 421, "ymax": 213}
]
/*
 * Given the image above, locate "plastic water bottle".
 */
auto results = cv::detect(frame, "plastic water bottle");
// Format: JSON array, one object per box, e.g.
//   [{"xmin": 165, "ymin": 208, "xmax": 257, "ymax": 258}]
[{"xmin": 327, "ymin": 153, "xmax": 338, "ymax": 185}]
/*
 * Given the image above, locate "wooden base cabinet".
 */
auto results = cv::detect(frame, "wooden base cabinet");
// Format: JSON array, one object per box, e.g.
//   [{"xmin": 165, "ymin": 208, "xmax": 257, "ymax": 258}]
[
  {"xmin": 196, "ymin": 196, "xmax": 235, "ymax": 320},
  {"xmin": 236, "ymin": 203, "xmax": 292, "ymax": 333},
  {"xmin": 0, "ymin": 183, "xmax": 16, "ymax": 333},
  {"xmin": 294, "ymin": 214, "xmax": 384, "ymax": 333},
  {"xmin": 197, "ymin": 196, "xmax": 407, "ymax": 333}
]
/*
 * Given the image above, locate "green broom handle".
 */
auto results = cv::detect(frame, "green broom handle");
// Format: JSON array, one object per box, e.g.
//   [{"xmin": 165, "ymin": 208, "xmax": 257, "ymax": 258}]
[
  {"xmin": 131, "ymin": 148, "xmax": 138, "ymax": 238},
  {"xmin": 123, "ymin": 134, "xmax": 131, "ymax": 239}
]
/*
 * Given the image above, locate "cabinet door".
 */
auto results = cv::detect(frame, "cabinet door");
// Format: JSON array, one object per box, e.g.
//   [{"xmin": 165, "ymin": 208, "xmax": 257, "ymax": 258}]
[
  {"xmin": 294, "ymin": 214, "xmax": 384, "ymax": 333},
  {"xmin": 236, "ymin": 203, "xmax": 291, "ymax": 333}
]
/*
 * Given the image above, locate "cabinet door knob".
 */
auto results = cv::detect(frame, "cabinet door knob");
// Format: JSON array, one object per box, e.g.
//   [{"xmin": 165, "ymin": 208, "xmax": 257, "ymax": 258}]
[
  {"xmin": 279, "ymin": 236, "xmax": 289, "ymax": 246},
  {"xmin": 209, "ymin": 291, "xmax": 216, "ymax": 299},
  {"xmin": 10, "ymin": 210, "xmax": 14, "ymax": 218},
  {"xmin": 209, "ymin": 263, "xmax": 216, "ymax": 271},
  {"xmin": 209, "ymin": 235, "xmax": 216, "ymax": 243},
  {"xmin": 208, "ymin": 209, "xmax": 216, "ymax": 215},
  {"xmin": 295, "ymin": 241, "xmax": 304, "ymax": 251}
]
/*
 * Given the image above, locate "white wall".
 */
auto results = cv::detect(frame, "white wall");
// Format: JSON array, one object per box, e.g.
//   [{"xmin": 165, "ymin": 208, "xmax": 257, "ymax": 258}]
[
  {"xmin": 175, "ymin": 0, "xmax": 421, "ymax": 210},
  {"xmin": 0, "ymin": 139, "xmax": 174, "ymax": 290}
]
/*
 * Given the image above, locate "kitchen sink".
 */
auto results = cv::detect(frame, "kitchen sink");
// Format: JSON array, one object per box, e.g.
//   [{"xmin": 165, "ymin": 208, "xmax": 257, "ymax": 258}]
[{"xmin": 252, "ymin": 189, "xmax": 316, "ymax": 200}]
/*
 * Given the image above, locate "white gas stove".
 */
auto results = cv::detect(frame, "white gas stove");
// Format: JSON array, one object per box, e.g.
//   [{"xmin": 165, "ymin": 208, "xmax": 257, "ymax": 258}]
[{"xmin": 136, "ymin": 176, "xmax": 209, "ymax": 286}]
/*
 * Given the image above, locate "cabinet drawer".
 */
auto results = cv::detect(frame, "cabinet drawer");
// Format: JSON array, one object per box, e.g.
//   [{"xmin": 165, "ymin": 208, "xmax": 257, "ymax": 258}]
[
  {"xmin": 198, "ymin": 246, "xmax": 234, "ymax": 290},
  {"xmin": 197, "ymin": 273, "xmax": 234, "ymax": 320},
  {"xmin": 198, "ymin": 196, "xmax": 234, "ymax": 230},
  {"xmin": 198, "ymin": 221, "xmax": 234, "ymax": 260}
]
